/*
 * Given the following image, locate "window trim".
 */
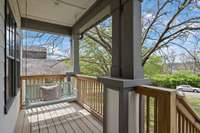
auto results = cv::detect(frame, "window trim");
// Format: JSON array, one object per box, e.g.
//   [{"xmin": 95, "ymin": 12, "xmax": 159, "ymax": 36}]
[
  {"xmin": 4, "ymin": 1, "xmax": 20, "ymax": 114},
  {"xmin": 4, "ymin": 0, "xmax": 7, "ymax": 114}
]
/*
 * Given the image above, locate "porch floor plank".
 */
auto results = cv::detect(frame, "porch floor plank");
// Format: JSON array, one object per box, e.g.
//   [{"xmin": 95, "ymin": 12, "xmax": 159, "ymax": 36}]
[
  {"xmin": 14, "ymin": 102, "xmax": 103, "ymax": 133},
  {"xmin": 15, "ymin": 110, "xmax": 26, "ymax": 133}
]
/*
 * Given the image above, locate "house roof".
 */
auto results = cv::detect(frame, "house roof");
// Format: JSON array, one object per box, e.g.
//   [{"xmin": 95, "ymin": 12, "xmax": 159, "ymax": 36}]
[
  {"xmin": 22, "ymin": 46, "xmax": 47, "ymax": 52},
  {"xmin": 21, "ymin": 59, "xmax": 70, "ymax": 76}
]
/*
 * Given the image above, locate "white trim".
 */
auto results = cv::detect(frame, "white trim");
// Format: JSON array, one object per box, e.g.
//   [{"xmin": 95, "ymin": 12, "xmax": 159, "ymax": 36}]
[{"xmin": 8, "ymin": 0, "xmax": 21, "ymax": 27}]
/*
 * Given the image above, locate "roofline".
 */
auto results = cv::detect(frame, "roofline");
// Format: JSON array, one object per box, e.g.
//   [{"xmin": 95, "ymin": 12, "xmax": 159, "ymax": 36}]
[
  {"xmin": 21, "ymin": 17, "xmax": 72, "ymax": 36},
  {"xmin": 72, "ymin": 0, "xmax": 111, "ymax": 34}
]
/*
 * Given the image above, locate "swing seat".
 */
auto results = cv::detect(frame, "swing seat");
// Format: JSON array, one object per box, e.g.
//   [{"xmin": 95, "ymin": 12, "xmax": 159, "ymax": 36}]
[{"xmin": 40, "ymin": 84, "xmax": 59, "ymax": 101}]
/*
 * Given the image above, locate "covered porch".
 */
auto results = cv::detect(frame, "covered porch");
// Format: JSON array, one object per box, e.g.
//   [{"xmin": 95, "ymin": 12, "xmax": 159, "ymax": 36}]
[
  {"xmin": 16, "ymin": 74, "xmax": 200, "ymax": 133},
  {"xmin": 8, "ymin": 0, "xmax": 200, "ymax": 133}
]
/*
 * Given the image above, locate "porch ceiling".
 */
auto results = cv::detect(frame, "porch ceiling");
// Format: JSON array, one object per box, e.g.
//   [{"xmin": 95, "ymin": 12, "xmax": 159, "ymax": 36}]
[{"xmin": 17, "ymin": 0, "xmax": 97, "ymax": 27}]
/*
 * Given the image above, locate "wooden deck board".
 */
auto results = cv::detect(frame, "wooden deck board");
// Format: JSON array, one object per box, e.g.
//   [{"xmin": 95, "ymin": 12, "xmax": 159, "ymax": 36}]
[
  {"xmin": 41, "ymin": 106, "xmax": 57, "ymax": 133},
  {"xmin": 54, "ymin": 104, "xmax": 75, "ymax": 133},
  {"xmin": 15, "ymin": 102, "xmax": 103, "ymax": 133},
  {"xmin": 71, "ymin": 103, "xmax": 103, "ymax": 133},
  {"xmin": 37, "ymin": 107, "xmax": 48, "ymax": 133},
  {"xmin": 60, "ymin": 103, "xmax": 83, "ymax": 133},
  {"xmin": 15, "ymin": 110, "xmax": 25, "ymax": 133}
]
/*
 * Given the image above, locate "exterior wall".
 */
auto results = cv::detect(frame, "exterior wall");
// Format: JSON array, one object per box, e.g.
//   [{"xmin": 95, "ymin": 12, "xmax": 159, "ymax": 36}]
[
  {"xmin": 22, "ymin": 46, "xmax": 47, "ymax": 59},
  {"xmin": 22, "ymin": 50, "xmax": 47, "ymax": 59},
  {"xmin": 0, "ymin": 0, "xmax": 20, "ymax": 133}
]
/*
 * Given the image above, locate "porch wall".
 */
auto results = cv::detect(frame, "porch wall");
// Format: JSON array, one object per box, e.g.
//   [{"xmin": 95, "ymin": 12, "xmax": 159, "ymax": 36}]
[{"xmin": 0, "ymin": 0, "xmax": 20, "ymax": 133}]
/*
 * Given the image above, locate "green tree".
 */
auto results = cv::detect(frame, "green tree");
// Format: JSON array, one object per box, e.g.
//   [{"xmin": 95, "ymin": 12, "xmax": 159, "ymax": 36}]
[
  {"xmin": 80, "ymin": 35, "xmax": 111, "ymax": 76},
  {"xmin": 144, "ymin": 55, "xmax": 163, "ymax": 77},
  {"xmin": 81, "ymin": 0, "xmax": 200, "ymax": 75}
]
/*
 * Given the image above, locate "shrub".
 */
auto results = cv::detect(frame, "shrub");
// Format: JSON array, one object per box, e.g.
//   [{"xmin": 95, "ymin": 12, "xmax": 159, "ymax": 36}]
[{"xmin": 150, "ymin": 71, "xmax": 200, "ymax": 89}]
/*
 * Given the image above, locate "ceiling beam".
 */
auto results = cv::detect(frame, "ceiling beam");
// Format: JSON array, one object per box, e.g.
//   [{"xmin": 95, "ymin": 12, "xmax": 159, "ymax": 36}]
[
  {"xmin": 21, "ymin": 17, "xmax": 72, "ymax": 36},
  {"xmin": 73, "ymin": 0, "xmax": 111, "ymax": 34}
]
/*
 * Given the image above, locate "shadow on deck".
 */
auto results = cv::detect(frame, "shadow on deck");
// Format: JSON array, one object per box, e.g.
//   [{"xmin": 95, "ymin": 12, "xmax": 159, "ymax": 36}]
[{"xmin": 15, "ymin": 102, "xmax": 103, "ymax": 133}]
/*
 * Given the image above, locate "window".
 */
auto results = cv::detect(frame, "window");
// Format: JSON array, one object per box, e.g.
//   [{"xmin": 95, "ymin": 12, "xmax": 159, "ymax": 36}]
[{"xmin": 4, "ymin": 2, "xmax": 21, "ymax": 114}]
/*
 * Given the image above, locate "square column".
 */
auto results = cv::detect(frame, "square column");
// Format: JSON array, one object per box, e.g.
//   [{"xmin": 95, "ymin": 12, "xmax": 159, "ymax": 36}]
[
  {"xmin": 71, "ymin": 31, "xmax": 80, "ymax": 73},
  {"xmin": 99, "ymin": 0, "xmax": 145, "ymax": 133},
  {"xmin": 111, "ymin": 0, "xmax": 143, "ymax": 79}
]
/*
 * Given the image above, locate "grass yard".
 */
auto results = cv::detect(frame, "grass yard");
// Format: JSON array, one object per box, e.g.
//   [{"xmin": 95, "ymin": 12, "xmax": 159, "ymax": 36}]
[{"xmin": 186, "ymin": 96, "xmax": 200, "ymax": 116}]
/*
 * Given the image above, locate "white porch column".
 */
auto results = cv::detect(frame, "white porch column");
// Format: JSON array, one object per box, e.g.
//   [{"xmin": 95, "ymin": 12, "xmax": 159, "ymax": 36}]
[
  {"xmin": 71, "ymin": 31, "xmax": 80, "ymax": 73},
  {"xmin": 99, "ymin": 0, "xmax": 145, "ymax": 133}
]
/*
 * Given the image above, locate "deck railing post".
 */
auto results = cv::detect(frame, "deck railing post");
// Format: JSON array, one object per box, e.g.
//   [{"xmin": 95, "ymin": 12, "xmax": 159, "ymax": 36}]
[
  {"xmin": 157, "ymin": 91, "xmax": 177, "ymax": 133},
  {"xmin": 135, "ymin": 86, "xmax": 177, "ymax": 133},
  {"xmin": 99, "ymin": 0, "xmax": 145, "ymax": 133},
  {"xmin": 72, "ymin": 30, "xmax": 80, "ymax": 74},
  {"xmin": 20, "ymin": 77, "xmax": 23, "ymax": 109},
  {"xmin": 98, "ymin": 78, "xmax": 147, "ymax": 133},
  {"xmin": 119, "ymin": 88, "xmax": 129, "ymax": 133}
]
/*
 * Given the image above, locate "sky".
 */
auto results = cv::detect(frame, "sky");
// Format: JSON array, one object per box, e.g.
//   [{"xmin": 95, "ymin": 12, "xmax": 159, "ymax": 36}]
[
  {"xmin": 142, "ymin": 0, "xmax": 200, "ymax": 62},
  {"xmin": 22, "ymin": 30, "xmax": 71, "ymax": 59}
]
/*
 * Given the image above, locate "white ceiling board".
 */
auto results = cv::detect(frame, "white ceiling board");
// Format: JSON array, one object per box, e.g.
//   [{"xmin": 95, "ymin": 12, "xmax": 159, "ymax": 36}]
[
  {"xmin": 60, "ymin": 0, "xmax": 95, "ymax": 9},
  {"xmin": 17, "ymin": 0, "xmax": 96, "ymax": 26}
]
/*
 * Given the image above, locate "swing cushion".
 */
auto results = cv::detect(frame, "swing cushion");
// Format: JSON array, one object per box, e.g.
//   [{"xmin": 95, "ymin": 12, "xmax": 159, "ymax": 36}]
[{"xmin": 40, "ymin": 84, "xmax": 59, "ymax": 101}]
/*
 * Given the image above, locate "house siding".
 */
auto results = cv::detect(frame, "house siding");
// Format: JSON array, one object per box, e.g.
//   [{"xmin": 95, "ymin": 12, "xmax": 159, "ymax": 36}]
[{"xmin": 0, "ymin": 0, "xmax": 20, "ymax": 133}]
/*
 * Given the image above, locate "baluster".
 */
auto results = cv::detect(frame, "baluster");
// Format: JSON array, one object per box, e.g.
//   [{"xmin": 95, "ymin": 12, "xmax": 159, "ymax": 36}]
[
  {"xmin": 154, "ymin": 98, "xmax": 158, "ymax": 133},
  {"xmin": 182, "ymin": 116, "xmax": 185, "ymax": 133},
  {"xmin": 146, "ymin": 96, "xmax": 150, "ymax": 133},
  {"xmin": 97, "ymin": 82, "xmax": 100, "ymax": 112},
  {"xmin": 94, "ymin": 81, "xmax": 96, "ymax": 111}
]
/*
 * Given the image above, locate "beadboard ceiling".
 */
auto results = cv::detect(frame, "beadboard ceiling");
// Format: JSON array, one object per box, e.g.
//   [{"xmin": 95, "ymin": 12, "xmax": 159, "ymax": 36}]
[{"xmin": 17, "ymin": 0, "xmax": 97, "ymax": 26}]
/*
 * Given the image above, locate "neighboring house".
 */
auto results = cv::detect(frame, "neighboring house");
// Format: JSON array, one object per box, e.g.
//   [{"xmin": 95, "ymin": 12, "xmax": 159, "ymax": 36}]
[
  {"xmin": 21, "ymin": 46, "xmax": 69, "ymax": 76},
  {"xmin": 22, "ymin": 46, "xmax": 47, "ymax": 59}
]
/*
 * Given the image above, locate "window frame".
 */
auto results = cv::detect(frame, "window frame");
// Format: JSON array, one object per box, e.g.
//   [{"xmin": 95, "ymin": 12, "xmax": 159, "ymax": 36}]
[{"xmin": 4, "ymin": 1, "xmax": 20, "ymax": 114}]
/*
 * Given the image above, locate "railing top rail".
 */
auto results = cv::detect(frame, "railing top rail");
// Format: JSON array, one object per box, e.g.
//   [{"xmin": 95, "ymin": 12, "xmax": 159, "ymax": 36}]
[
  {"xmin": 75, "ymin": 74, "xmax": 98, "ymax": 81},
  {"xmin": 177, "ymin": 95, "xmax": 200, "ymax": 123},
  {"xmin": 21, "ymin": 74, "xmax": 66, "ymax": 80},
  {"xmin": 136, "ymin": 85, "xmax": 200, "ymax": 129},
  {"xmin": 135, "ymin": 85, "xmax": 176, "ymax": 97}
]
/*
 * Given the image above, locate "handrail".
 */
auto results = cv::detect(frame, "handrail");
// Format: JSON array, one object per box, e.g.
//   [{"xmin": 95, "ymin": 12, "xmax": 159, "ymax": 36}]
[
  {"xmin": 75, "ymin": 74, "xmax": 98, "ymax": 80},
  {"xmin": 135, "ymin": 85, "xmax": 176, "ymax": 96},
  {"xmin": 177, "ymin": 95, "xmax": 200, "ymax": 123},
  {"xmin": 21, "ymin": 74, "xmax": 66, "ymax": 80},
  {"xmin": 135, "ymin": 85, "xmax": 177, "ymax": 133},
  {"xmin": 176, "ymin": 95, "xmax": 200, "ymax": 131},
  {"xmin": 135, "ymin": 85, "xmax": 200, "ymax": 133}
]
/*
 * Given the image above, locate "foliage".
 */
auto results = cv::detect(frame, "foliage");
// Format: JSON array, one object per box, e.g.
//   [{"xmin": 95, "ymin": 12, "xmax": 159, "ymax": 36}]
[
  {"xmin": 80, "ymin": 34, "xmax": 111, "ymax": 76},
  {"xmin": 84, "ymin": 0, "xmax": 200, "ymax": 67},
  {"xmin": 144, "ymin": 55, "xmax": 163, "ymax": 77},
  {"xmin": 64, "ymin": 59, "xmax": 73, "ymax": 71},
  {"xmin": 150, "ymin": 71, "xmax": 200, "ymax": 89},
  {"xmin": 142, "ymin": 0, "xmax": 200, "ymax": 65}
]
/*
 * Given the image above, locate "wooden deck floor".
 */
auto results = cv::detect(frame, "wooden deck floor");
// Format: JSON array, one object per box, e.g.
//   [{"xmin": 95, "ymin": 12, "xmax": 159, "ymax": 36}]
[{"xmin": 15, "ymin": 102, "xmax": 103, "ymax": 133}]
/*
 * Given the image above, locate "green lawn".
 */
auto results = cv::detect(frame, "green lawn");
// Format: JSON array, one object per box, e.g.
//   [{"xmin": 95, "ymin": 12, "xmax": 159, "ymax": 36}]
[{"xmin": 186, "ymin": 96, "xmax": 200, "ymax": 116}]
